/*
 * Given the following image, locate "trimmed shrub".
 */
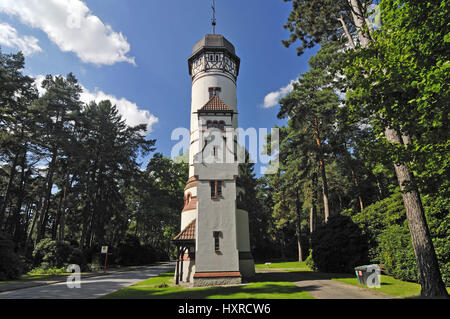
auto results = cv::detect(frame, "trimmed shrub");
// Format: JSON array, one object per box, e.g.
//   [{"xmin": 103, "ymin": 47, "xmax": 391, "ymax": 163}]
[
  {"xmin": 423, "ymin": 195, "xmax": 449, "ymax": 285},
  {"xmin": 345, "ymin": 191, "xmax": 449, "ymax": 285},
  {"xmin": 309, "ymin": 214, "xmax": 369, "ymax": 273},
  {"xmin": 32, "ymin": 239, "xmax": 86, "ymax": 270},
  {"xmin": 305, "ymin": 250, "xmax": 317, "ymax": 271},
  {"xmin": 0, "ymin": 232, "xmax": 24, "ymax": 280},
  {"xmin": 378, "ymin": 224, "xmax": 418, "ymax": 282}
]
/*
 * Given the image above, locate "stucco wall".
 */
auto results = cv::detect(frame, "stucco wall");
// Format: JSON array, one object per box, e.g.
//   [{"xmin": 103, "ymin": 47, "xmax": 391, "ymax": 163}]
[
  {"xmin": 195, "ymin": 179, "xmax": 240, "ymax": 273},
  {"xmin": 236, "ymin": 209, "xmax": 251, "ymax": 252}
]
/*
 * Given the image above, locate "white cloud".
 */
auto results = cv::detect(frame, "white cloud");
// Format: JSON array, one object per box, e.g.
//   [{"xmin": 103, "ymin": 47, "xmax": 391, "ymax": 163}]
[
  {"xmin": 0, "ymin": 23, "xmax": 41, "ymax": 55},
  {"xmin": 262, "ymin": 80, "xmax": 295, "ymax": 108},
  {"xmin": 80, "ymin": 88, "xmax": 158, "ymax": 133},
  {"xmin": 0, "ymin": 0, "xmax": 135, "ymax": 66},
  {"xmin": 34, "ymin": 75, "xmax": 158, "ymax": 133}
]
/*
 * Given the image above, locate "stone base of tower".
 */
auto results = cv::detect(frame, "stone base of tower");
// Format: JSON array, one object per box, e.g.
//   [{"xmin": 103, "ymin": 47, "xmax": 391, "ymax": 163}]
[{"xmin": 192, "ymin": 272, "xmax": 242, "ymax": 287}]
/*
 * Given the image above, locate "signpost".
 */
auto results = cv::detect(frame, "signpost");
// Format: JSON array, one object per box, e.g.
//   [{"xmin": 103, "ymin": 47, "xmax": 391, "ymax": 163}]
[{"xmin": 101, "ymin": 246, "xmax": 108, "ymax": 272}]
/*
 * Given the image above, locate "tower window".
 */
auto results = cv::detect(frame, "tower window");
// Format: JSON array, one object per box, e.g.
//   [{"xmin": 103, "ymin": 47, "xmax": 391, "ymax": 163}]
[
  {"xmin": 210, "ymin": 181, "xmax": 223, "ymax": 199},
  {"xmin": 217, "ymin": 181, "xmax": 222, "ymax": 197},
  {"xmin": 210, "ymin": 181, "xmax": 215, "ymax": 197},
  {"xmin": 206, "ymin": 120, "xmax": 225, "ymax": 130},
  {"xmin": 213, "ymin": 231, "xmax": 221, "ymax": 252},
  {"xmin": 209, "ymin": 87, "xmax": 221, "ymax": 99}
]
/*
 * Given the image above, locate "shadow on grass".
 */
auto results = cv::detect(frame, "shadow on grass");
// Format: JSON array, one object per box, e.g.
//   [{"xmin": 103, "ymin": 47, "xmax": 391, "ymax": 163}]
[
  {"xmin": 106, "ymin": 270, "xmax": 367, "ymax": 299},
  {"xmin": 106, "ymin": 272, "xmax": 316, "ymax": 299},
  {"xmin": 127, "ymin": 284, "xmax": 309, "ymax": 299}
]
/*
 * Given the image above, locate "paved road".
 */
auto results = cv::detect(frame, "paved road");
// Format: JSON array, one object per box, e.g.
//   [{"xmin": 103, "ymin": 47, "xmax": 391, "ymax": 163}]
[{"xmin": 0, "ymin": 263, "xmax": 175, "ymax": 299}]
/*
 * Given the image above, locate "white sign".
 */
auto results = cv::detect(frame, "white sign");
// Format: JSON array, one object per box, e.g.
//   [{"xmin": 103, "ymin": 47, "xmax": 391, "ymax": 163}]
[{"xmin": 101, "ymin": 246, "xmax": 108, "ymax": 254}]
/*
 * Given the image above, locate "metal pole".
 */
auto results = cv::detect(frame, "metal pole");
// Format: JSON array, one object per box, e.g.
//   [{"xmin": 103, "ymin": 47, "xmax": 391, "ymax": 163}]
[
  {"xmin": 103, "ymin": 251, "xmax": 108, "ymax": 273},
  {"xmin": 175, "ymin": 247, "xmax": 180, "ymax": 285},
  {"xmin": 180, "ymin": 247, "xmax": 185, "ymax": 283}
]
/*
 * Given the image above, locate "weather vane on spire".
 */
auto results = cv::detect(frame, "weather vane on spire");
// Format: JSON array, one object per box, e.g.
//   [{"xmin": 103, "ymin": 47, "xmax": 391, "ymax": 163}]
[{"xmin": 211, "ymin": 0, "xmax": 217, "ymax": 34}]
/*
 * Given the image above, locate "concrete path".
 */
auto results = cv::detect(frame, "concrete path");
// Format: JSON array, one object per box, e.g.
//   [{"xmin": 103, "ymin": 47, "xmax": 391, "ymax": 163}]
[
  {"xmin": 293, "ymin": 277, "xmax": 394, "ymax": 299},
  {"xmin": 256, "ymin": 269, "xmax": 396, "ymax": 299},
  {"xmin": 0, "ymin": 262, "xmax": 175, "ymax": 299}
]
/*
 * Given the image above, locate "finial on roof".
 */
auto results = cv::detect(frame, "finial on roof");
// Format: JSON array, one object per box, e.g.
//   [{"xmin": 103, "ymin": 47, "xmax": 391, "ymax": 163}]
[{"xmin": 211, "ymin": 0, "xmax": 217, "ymax": 34}]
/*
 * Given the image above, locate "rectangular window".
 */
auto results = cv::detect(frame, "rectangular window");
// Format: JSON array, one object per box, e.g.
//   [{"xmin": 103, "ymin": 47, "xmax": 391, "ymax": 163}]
[
  {"xmin": 210, "ymin": 181, "xmax": 216, "ymax": 198},
  {"xmin": 217, "ymin": 181, "xmax": 222, "ymax": 197},
  {"xmin": 213, "ymin": 231, "xmax": 220, "ymax": 252},
  {"xmin": 210, "ymin": 181, "xmax": 223, "ymax": 198},
  {"xmin": 208, "ymin": 87, "xmax": 221, "ymax": 99}
]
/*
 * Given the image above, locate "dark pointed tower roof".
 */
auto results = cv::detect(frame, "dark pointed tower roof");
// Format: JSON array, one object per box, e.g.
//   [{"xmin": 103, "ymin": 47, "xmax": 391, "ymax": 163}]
[
  {"xmin": 192, "ymin": 34, "xmax": 236, "ymax": 56},
  {"xmin": 188, "ymin": 34, "xmax": 240, "ymax": 77}
]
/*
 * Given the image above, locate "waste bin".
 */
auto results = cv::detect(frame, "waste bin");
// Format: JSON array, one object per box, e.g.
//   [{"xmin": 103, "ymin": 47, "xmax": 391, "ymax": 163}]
[{"xmin": 354, "ymin": 264, "xmax": 380, "ymax": 286}]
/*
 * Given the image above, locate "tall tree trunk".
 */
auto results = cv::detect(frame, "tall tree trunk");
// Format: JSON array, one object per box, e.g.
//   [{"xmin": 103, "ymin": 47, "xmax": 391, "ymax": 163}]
[
  {"xmin": 351, "ymin": 168, "xmax": 364, "ymax": 212},
  {"xmin": 0, "ymin": 152, "xmax": 19, "ymax": 228},
  {"xmin": 35, "ymin": 149, "xmax": 58, "ymax": 245},
  {"xmin": 52, "ymin": 191, "xmax": 64, "ymax": 240},
  {"xmin": 310, "ymin": 172, "xmax": 318, "ymax": 233},
  {"xmin": 24, "ymin": 201, "xmax": 40, "ymax": 255},
  {"xmin": 280, "ymin": 231, "xmax": 287, "ymax": 259},
  {"xmin": 314, "ymin": 117, "xmax": 330, "ymax": 222},
  {"xmin": 385, "ymin": 127, "xmax": 448, "ymax": 297},
  {"xmin": 309, "ymin": 207, "xmax": 316, "ymax": 234},
  {"xmin": 12, "ymin": 150, "xmax": 28, "ymax": 244},
  {"xmin": 57, "ymin": 174, "xmax": 72, "ymax": 242},
  {"xmin": 295, "ymin": 188, "xmax": 303, "ymax": 262}
]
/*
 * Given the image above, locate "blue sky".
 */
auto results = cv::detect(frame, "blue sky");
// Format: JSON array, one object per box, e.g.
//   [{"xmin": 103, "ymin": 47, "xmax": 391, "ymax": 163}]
[{"xmin": 0, "ymin": 0, "xmax": 317, "ymax": 175}]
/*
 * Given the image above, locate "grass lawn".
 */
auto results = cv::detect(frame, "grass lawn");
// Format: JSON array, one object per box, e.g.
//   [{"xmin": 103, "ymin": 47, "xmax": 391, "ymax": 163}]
[
  {"xmin": 102, "ymin": 272, "xmax": 314, "ymax": 299},
  {"xmin": 332, "ymin": 275, "xmax": 450, "ymax": 298},
  {"xmin": 254, "ymin": 261, "xmax": 309, "ymax": 269}
]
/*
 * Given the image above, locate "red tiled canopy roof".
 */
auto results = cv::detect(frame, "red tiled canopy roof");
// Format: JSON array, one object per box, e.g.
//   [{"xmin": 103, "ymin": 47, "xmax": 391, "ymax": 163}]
[
  {"xmin": 198, "ymin": 96, "xmax": 234, "ymax": 113},
  {"xmin": 173, "ymin": 219, "xmax": 196, "ymax": 242}
]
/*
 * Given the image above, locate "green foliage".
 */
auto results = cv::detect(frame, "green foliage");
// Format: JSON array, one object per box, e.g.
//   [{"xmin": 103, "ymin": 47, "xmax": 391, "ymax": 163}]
[
  {"xmin": 378, "ymin": 225, "xmax": 418, "ymax": 282},
  {"xmin": 133, "ymin": 153, "xmax": 188, "ymax": 260},
  {"xmin": 343, "ymin": 191, "xmax": 406, "ymax": 262},
  {"xmin": 309, "ymin": 214, "xmax": 369, "ymax": 273},
  {"xmin": 343, "ymin": 0, "xmax": 450, "ymax": 199},
  {"xmin": 32, "ymin": 239, "xmax": 86, "ymax": 269},
  {"xmin": 305, "ymin": 250, "xmax": 317, "ymax": 271},
  {"xmin": 115, "ymin": 234, "xmax": 160, "ymax": 266},
  {"xmin": 281, "ymin": 0, "xmax": 370, "ymax": 55},
  {"xmin": 422, "ymin": 195, "xmax": 450, "ymax": 285},
  {"xmin": 28, "ymin": 266, "xmax": 67, "ymax": 276},
  {"xmin": 345, "ymin": 192, "xmax": 449, "ymax": 285},
  {"xmin": 0, "ymin": 232, "xmax": 24, "ymax": 280}
]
